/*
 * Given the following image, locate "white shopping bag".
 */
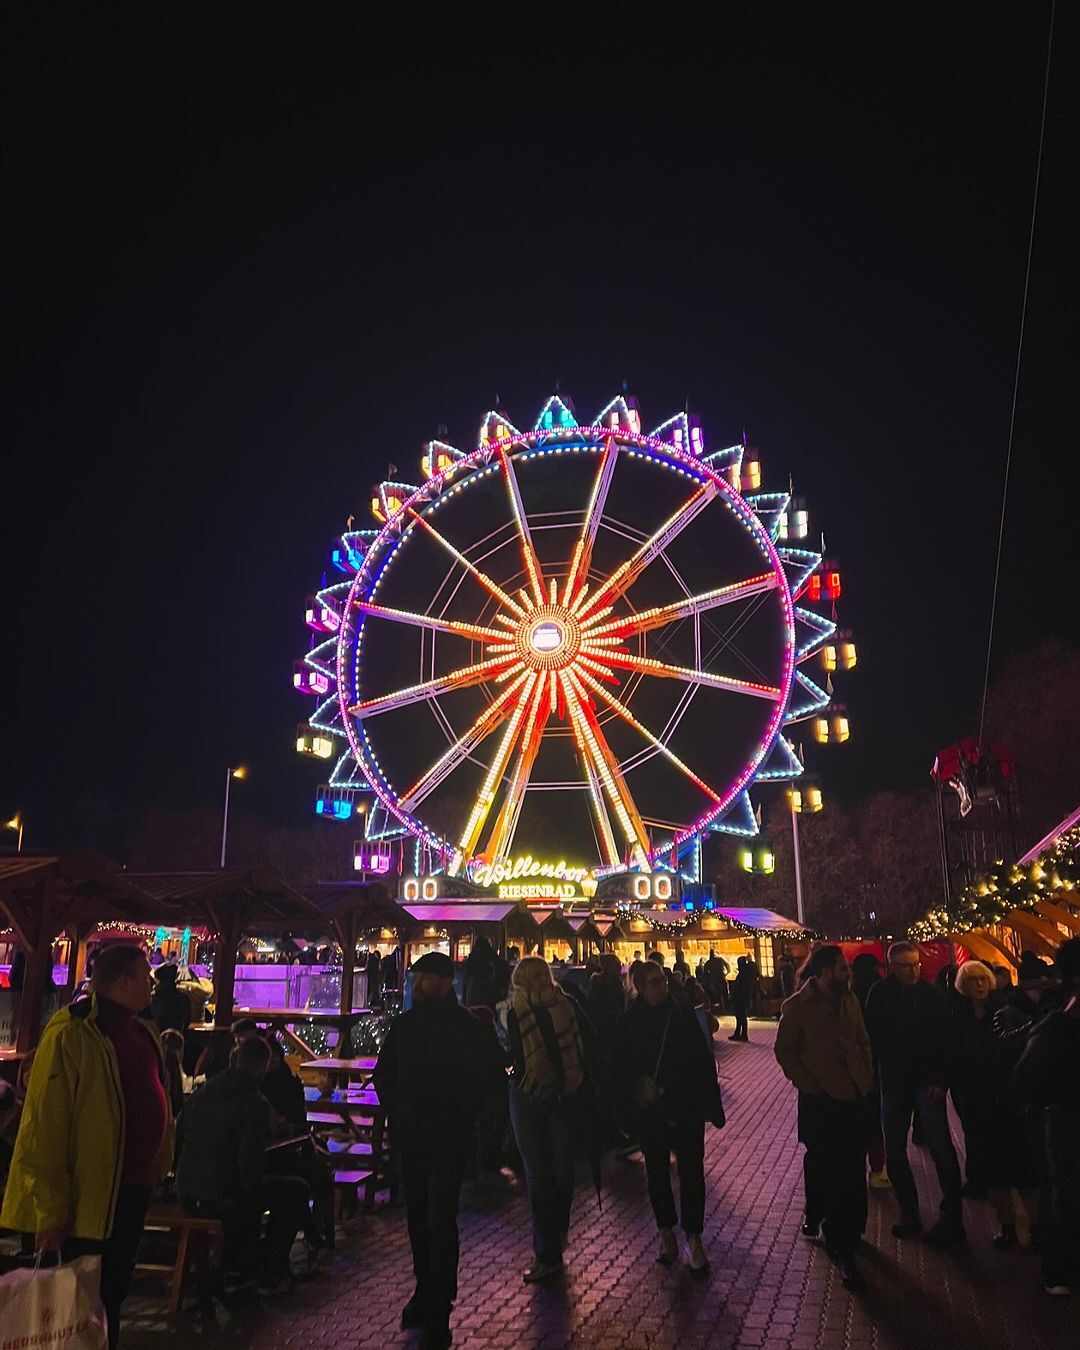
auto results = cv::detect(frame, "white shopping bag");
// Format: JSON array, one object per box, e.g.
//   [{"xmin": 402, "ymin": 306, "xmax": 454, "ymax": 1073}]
[{"xmin": 0, "ymin": 1255, "xmax": 109, "ymax": 1350}]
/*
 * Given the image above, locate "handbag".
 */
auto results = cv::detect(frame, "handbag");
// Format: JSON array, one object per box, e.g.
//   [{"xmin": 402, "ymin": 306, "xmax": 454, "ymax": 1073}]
[
  {"xmin": 0, "ymin": 1254, "xmax": 109, "ymax": 1350},
  {"xmin": 632, "ymin": 1008, "xmax": 672, "ymax": 1111}
]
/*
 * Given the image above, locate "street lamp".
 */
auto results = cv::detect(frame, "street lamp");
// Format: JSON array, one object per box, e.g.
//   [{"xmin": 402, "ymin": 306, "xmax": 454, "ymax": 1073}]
[
  {"xmin": 220, "ymin": 766, "xmax": 247, "ymax": 869},
  {"xmin": 5, "ymin": 814, "xmax": 23, "ymax": 853}
]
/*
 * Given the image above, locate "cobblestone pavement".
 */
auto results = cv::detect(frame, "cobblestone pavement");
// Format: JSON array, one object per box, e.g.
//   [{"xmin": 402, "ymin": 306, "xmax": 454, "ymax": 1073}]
[{"xmin": 126, "ymin": 1023, "xmax": 1079, "ymax": 1350}]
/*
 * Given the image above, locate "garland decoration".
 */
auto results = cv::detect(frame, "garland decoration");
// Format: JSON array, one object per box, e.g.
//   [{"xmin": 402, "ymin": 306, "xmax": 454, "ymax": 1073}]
[{"xmin": 908, "ymin": 825, "xmax": 1079, "ymax": 942}]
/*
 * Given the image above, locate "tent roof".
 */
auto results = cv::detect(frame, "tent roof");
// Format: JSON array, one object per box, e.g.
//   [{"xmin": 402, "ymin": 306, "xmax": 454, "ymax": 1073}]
[
  {"xmin": 715, "ymin": 906, "xmax": 812, "ymax": 934},
  {"xmin": 1019, "ymin": 805, "xmax": 1080, "ymax": 865}
]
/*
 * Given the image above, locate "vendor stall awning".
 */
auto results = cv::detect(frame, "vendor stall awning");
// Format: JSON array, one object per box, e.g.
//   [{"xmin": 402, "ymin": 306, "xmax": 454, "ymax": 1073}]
[
  {"xmin": 401, "ymin": 902, "xmax": 518, "ymax": 924},
  {"xmin": 716, "ymin": 907, "xmax": 811, "ymax": 934}
]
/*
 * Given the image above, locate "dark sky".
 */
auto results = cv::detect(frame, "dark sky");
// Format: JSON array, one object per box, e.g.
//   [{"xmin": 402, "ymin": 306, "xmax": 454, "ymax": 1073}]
[{"xmin": 3, "ymin": 4, "xmax": 1073, "ymax": 850}]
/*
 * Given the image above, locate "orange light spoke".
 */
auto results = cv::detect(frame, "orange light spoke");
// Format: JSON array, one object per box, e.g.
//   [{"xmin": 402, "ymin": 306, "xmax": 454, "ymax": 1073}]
[
  {"xmin": 499, "ymin": 448, "xmax": 546, "ymax": 606},
  {"xmin": 575, "ymin": 480, "xmax": 717, "ymax": 620},
  {"xmin": 355, "ymin": 600, "xmax": 510, "ymax": 645},
  {"xmin": 407, "ymin": 508, "xmax": 527, "ymax": 618},
  {"xmin": 586, "ymin": 572, "xmax": 779, "ymax": 640},
  {"xmin": 563, "ymin": 437, "xmax": 617, "ymax": 606},
  {"xmin": 562, "ymin": 674, "xmax": 650, "ymax": 858},
  {"xmin": 457, "ymin": 673, "xmax": 539, "ymax": 859},
  {"xmin": 399, "ymin": 671, "xmax": 532, "ymax": 809},
  {"xmin": 573, "ymin": 667, "xmax": 723, "ymax": 804},
  {"xmin": 349, "ymin": 654, "xmax": 521, "ymax": 718},
  {"xmin": 590, "ymin": 650, "xmax": 781, "ymax": 700},
  {"xmin": 483, "ymin": 677, "xmax": 550, "ymax": 860}
]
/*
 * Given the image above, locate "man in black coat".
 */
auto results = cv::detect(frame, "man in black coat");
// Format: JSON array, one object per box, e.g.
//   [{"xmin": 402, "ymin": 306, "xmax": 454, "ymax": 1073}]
[
  {"xmin": 148, "ymin": 964, "xmax": 192, "ymax": 1034},
  {"xmin": 373, "ymin": 953, "xmax": 506, "ymax": 1350},
  {"xmin": 865, "ymin": 941, "xmax": 963, "ymax": 1244}
]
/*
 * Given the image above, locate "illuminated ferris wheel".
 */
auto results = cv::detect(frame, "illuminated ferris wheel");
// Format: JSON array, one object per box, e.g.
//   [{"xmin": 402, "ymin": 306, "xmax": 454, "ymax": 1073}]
[{"xmin": 296, "ymin": 394, "xmax": 842, "ymax": 877}]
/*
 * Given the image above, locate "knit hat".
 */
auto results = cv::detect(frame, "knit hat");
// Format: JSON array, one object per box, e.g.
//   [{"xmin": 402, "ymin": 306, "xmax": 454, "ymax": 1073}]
[{"xmin": 411, "ymin": 952, "xmax": 454, "ymax": 978}]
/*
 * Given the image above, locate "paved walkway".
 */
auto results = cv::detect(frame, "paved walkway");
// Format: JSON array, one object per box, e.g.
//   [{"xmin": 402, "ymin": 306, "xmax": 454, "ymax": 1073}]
[{"xmin": 126, "ymin": 1023, "xmax": 1079, "ymax": 1350}]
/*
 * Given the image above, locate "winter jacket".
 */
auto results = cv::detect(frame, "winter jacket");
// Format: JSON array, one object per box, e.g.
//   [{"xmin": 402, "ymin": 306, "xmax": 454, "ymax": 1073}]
[
  {"xmin": 261, "ymin": 1062, "xmax": 307, "ymax": 1129},
  {"xmin": 176, "ymin": 1068, "xmax": 269, "ymax": 1203},
  {"xmin": 775, "ymin": 979, "xmax": 874, "ymax": 1101},
  {"xmin": 586, "ymin": 974, "xmax": 627, "ymax": 1063},
  {"xmin": 373, "ymin": 991, "xmax": 506, "ymax": 1147},
  {"xmin": 0, "ymin": 996, "xmax": 173, "ymax": 1241},
  {"xmin": 864, "ymin": 976, "xmax": 953, "ymax": 1092},
  {"xmin": 611, "ymin": 998, "xmax": 724, "ymax": 1126}
]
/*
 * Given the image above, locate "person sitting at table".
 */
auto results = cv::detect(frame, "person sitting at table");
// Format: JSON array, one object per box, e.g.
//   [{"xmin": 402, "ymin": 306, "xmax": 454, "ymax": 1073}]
[
  {"xmin": 261, "ymin": 1036, "xmax": 334, "ymax": 1254},
  {"xmin": 178, "ymin": 1035, "xmax": 309, "ymax": 1294}
]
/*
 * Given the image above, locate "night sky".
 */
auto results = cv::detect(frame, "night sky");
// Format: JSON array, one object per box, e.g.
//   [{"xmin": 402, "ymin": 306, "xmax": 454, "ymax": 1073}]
[{"xmin": 4, "ymin": 5, "xmax": 1072, "ymax": 851}]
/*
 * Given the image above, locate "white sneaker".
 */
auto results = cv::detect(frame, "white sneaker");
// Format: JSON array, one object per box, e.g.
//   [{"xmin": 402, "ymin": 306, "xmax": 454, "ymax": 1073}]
[{"xmin": 1043, "ymin": 1284, "xmax": 1071, "ymax": 1297}]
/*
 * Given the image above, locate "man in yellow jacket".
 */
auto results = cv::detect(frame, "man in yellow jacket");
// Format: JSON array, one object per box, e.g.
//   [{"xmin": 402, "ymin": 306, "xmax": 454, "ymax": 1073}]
[
  {"xmin": 2, "ymin": 945, "xmax": 174, "ymax": 1349},
  {"xmin": 775, "ymin": 944, "xmax": 873, "ymax": 1294}
]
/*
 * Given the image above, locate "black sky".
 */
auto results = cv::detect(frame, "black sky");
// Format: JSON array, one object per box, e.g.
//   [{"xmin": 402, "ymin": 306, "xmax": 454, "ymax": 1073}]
[{"xmin": 3, "ymin": 3, "xmax": 1074, "ymax": 849}]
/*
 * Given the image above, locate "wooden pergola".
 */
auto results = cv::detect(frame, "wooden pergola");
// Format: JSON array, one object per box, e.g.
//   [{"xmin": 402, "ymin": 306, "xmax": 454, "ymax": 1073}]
[{"xmin": 300, "ymin": 881, "xmax": 404, "ymax": 1014}]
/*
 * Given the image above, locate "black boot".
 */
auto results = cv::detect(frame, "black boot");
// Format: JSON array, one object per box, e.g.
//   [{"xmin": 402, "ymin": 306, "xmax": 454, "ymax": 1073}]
[{"xmin": 401, "ymin": 1291, "xmax": 427, "ymax": 1330}]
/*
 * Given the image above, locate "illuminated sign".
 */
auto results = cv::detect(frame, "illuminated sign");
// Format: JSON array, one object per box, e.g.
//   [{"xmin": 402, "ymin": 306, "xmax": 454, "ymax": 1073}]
[
  {"xmin": 498, "ymin": 881, "xmax": 580, "ymax": 900},
  {"xmin": 466, "ymin": 854, "xmax": 591, "ymax": 888}
]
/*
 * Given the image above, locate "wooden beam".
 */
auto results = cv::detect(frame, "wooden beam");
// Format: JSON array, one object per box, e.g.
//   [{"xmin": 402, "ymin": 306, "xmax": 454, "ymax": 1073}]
[
  {"xmin": 1006, "ymin": 910, "xmax": 1060, "ymax": 958},
  {"xmin": 1034, "ymin": 899, "xmax": 1080, "ymax": 936},
  {"xmin": 952, "ymin": 930, "xmax": 1018, "ymax": 970},
  {"xmin": 16, "ymin": 879, "xmax": 55, "ymax": 1053}
]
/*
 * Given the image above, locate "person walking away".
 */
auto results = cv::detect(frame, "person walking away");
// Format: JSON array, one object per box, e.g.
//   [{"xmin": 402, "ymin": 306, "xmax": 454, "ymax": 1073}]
[
  {"xmin": 612, "ymin": 959, "xmax": 725, "ymax": 1275},
  {"xmin": 865, "ymin": 941, "xmax": 963, "ymax": 1244},
  {"xmin": 588, "ymin": 954, "xmax": 627, "ymax": 1146},
  {"xmin": 177, "ymin": 1035, "xmax": 308, "ymax": 1294},
  {"xmin": 465, "ymin": 936, "xmax": 509, "ymax": 1008},
  {"xmin": 775, "ymin": 945, "xmax": 873, "ymax": 1292},
  {"xmin": 1012, "ymin": 936, "xmax": 1080, "ymax": 1296},
  {"xmin": 506, "ymin": 956, "xmax": 590, "ymax": 1284},
  {"xmin": 149, "ymin": 963, "xmax": 191, "ymax": 1034},
  {"xmin": 705, "ymin": 947, "xmax": 731, "ymax": 1005},
  {"xmin": 373, "ymin": 952, "xmax": 505, "ymax": 1349},
  {"xmin": 850, "ymin": 952, "xmax": 888, "ymax": 1189},
  {"xmin": 365, "ymin": 948, "xmax": 383, "ymax": 1007},
  {"xmin": 730, "ymin": 955, "xmax": 754, "ymax": 1041},
  {"xmin": 950, "ymin": 960, "xmax": 1037, "ymax": 1246},
  {"xmin": 1, "ymin": 945, "xmax": 173, "ymax": 1349}
]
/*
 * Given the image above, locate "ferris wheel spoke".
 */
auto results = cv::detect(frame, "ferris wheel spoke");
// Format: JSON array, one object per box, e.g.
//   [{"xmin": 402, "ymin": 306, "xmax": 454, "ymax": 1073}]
[
  {"xmin": 572, "ymin": 667, "xmax": 724, "ymax": 805},
  {"xmin": 399, "ymin": 671, "xmax": 533, "ymax": 810},
  {"xmin": 355, "ymin": 600, "xmax": 513, "ymax": 646},
  {"xmin": 574, "ymin": 479, "xmax": 717, "ymax": 621},
  {"xmin": 457, "ymin": 672, "xmax": 541, "ymax": 860},
  {"xmin": 561, "ymin": 673, "xmax": 650, "ymax": 862},
  {"xmin": 348, "ymin": 654, "xmax": 522, "ymax": 719},
  {"xmin": 483, "ymin": 676, "xmax": 551, "ymax": 861},
  {"xmin": 579, "ymin": 650, "xmax": 781, "ymax": 700},
  {"xmin": 572, "ymin": 731, "xmax": 621, "ymax": 868},
  {"xmin": 563, "ymin": 437, "xmax": 617, "ymax": 606},
  {"xmin": 586, "ymin": 572, "xmax": 779, "ymax": 640},
  {"xmin": 407, "ymin": 508, "xmax": 528, "ymax": 618},
  {"xmin": 498, "ymin": 448, "xmax": 546, "ymax": 607}
]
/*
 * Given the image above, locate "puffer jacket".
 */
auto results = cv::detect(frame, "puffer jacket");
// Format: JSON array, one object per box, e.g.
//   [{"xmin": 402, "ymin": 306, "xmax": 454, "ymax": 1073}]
[{"xmin": 0, "ymin": 996, "xmax": 173, "ymax": 1241}]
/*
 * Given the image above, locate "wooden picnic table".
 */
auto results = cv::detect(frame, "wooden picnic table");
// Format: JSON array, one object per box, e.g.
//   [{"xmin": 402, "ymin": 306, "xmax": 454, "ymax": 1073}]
[
  {"xmin": 306, "ymin": 1086, "xmax": 386, "ymax": 1154},
  {"xmin": 300, "ymin": 1056, "xmax": 377, "ymax": 1090}
]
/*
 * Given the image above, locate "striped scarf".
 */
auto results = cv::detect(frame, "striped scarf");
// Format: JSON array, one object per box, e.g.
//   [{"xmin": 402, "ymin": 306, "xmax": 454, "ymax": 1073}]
[{"xmin": 513, "ymin": 985, "xmax": 584, "ymax": 1098}]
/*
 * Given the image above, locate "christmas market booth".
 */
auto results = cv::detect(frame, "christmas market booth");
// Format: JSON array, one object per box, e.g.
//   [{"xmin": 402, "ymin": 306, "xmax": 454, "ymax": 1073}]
[{"xmin": 909, "ymin": 806, "xmax": 1080, "ymax": 967}]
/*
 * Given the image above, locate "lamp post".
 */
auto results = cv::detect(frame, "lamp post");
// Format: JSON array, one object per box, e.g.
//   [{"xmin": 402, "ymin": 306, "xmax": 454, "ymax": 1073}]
[
  {"xmin": 220, "ymin": 766, "xmax": 247, "ymax": 869},
  {"xmin": 5, "ymin": 814, "xmax": 23, "ymax": 853},
  {"xmin": 789, "ymin": 792, "xmax": 805, "ymax": 928}
]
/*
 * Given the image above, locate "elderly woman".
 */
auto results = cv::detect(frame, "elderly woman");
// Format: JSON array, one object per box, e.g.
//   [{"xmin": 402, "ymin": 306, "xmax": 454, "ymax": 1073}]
[
  {"xmin": 951, "ymin": 960, "xmax": 1036, "ymax": 1245},
  {"xmin": 507, "ymin": 956, "xmax": 591, "ymax": 1283}
]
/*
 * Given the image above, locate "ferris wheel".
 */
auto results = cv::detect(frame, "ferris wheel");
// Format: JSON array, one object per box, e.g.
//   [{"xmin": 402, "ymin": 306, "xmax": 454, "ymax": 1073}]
[{"xmin": 296, "ymin": 394, "xmax": 842, "ymax": 877}]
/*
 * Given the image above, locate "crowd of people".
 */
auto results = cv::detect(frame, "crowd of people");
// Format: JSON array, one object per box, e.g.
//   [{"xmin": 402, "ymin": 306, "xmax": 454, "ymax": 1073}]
[
  {"xmin": 775, "ymin": 938, "xmax": 1080, "ymax": 1297},
  {"xmin": 1, "ymin": 934, "xmax": 1078, "ymax": 1350}
]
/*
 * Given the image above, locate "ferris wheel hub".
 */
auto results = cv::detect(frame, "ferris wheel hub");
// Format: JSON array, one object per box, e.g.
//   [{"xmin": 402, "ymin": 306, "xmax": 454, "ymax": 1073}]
[{"xmin": 515, "ymin": 604, "xmax": 582, "ymax": 672}]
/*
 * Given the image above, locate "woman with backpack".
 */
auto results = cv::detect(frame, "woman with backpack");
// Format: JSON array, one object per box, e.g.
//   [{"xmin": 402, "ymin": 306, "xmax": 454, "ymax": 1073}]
[{"xmin": 507, "ymin": 957, "xmax": 591, "ymax": 1283}]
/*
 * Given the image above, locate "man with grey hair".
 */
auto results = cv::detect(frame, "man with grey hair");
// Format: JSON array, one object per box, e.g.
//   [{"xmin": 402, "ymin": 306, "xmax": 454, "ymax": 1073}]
[{"xmin": 865, "ymin": 941, "xmax": 963, "ymax": 1245}]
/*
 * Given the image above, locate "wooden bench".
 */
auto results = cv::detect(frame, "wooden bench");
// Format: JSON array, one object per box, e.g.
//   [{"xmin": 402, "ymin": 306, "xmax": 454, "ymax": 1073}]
[
  {"xmin": 331, "ymin": 1167, "xmax": 377, "ymax": 1217},
  {"xmin": 135, "ymin": 1203, "xmax": 222, "ymax": 1313}
]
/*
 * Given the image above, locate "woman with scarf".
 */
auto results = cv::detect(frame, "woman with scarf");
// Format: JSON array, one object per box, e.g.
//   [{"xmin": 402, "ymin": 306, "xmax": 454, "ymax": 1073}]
[{"xmin": 507, "ymin": 957, "xmax": 590, "ymax": 1283}]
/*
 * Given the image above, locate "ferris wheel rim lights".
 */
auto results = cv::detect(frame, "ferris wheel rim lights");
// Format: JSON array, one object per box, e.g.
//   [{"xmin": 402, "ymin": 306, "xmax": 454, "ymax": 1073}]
[{"xmin": 298, "ymin": 399, "xmax": 849, "ymax": 875}]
